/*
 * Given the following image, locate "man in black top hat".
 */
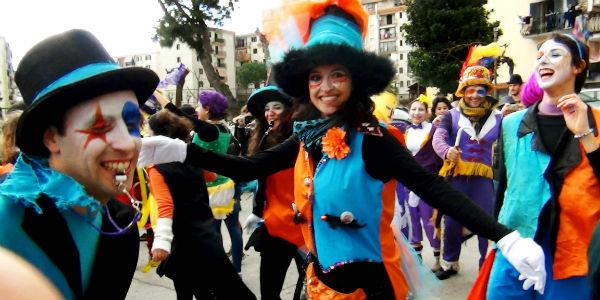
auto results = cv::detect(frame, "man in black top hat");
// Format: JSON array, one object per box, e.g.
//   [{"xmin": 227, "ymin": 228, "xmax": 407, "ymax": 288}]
[
  {"xmin": 0, "ymin": 29, "xmax": 159, "ymax": 299},
  {"xmin": 500, "ymin": 74, "xmax": 525, "ymax": 115}
]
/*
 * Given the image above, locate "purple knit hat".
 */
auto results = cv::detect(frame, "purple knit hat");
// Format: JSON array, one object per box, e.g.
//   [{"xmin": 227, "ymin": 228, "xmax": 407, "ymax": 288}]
[{"xmin": 198, "ymin": 90, "xmax": 229, "ymax": 118}]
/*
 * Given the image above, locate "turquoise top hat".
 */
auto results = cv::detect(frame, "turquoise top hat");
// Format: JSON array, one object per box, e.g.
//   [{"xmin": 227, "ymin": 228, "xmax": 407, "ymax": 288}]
[
  {"xmin": 247, "ymin": 86, "xmax": 291, "ymax": 118},
  {"xmin": 306, "ymin": 14, "xmax": 363, "ymax": 50},
  {"xmin": 273, "ymin": 5, "xmax": 394, "ymax": 98},
  {"xmin": 15, "ymin": 29, "xmax": 159, "ymax": 156}
]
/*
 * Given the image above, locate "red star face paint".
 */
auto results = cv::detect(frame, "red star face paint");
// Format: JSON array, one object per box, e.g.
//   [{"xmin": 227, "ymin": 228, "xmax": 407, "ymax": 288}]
[{"xmin": 53, "ymin": 91, "xmax": 141, "ymax": 202}]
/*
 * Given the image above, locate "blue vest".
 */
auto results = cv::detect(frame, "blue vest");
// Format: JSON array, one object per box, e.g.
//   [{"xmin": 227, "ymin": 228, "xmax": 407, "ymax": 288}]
[
  {"xmin": 312, "ymin": 132, "xmax": 384, "ymax": 271},
  {"xmin": 497, "ymin": 110, "xmax": 551, "ymax": 238}
]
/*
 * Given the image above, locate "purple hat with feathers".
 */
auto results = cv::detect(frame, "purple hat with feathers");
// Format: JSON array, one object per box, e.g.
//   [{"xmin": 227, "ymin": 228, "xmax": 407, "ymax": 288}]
[{"xmin": 198, "ymin": 90, "xmax": 229, "ymax": 117}]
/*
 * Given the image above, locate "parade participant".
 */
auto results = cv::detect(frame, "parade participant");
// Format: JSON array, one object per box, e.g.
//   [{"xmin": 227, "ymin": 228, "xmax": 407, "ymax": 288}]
[
  {"xmin": 0, "ymin": 111, "xmax": 21, "ymax": 182},
  {"xmin": 139, "ymin": 1, "xmax": 546, "ymax": 298},
  {"xmin": 477, "ymin": 34, "xmax": 600, "ymax": 299},
  {"xmin": 192, "ymin": 90, "xmax": 244, "ymax": 274},
  {"xmin": 430, "ymin": 96, "xmax": 452, "ymax": 126},
  {"xmin": 401, "ymin": 99, "xmax": 442, "ymax": 271},
  {"xmin": 432, "ymin": 65, "xmax": 503, "ymax": 280},
  {"xmin": 242, "ymin": 86, "xmax": 306, "ymax": 300},
  {"xmin": 501, "ymin": 74, "xmax": 525, "ymax": 116},
  {"xmin": 145, "ymin": 109, "xmax": 255, "ymax": 300},
  {"xmin": 590, "ymin": 221, "xmax": 600, "ymax": 298},
  {"xmin": 0, "ymin": 29, "xmax": 159, "ymax": 299}
]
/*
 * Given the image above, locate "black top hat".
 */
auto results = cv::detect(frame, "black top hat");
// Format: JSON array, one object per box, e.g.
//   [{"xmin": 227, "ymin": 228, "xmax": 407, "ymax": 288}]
[
  {"xmin": 507, "ymin": 74, "xmax": 523, "ymax": 85},
  {"xmin": 15, "ymin": 29, "xmax": 159, "ymax": 156},
  {"xmin": 246, "ymin": 86, "xmax": 292, "ymax": 118}
]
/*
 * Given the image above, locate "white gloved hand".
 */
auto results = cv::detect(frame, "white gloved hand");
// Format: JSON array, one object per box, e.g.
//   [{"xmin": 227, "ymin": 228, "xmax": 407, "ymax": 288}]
[
  {"xmin": 497, "ymin": 231, "xmax": 546, "ymax": 294},
  {"xmin": 138, "ymin": 136, "xmax": 187, "ymax": 167},
  {"xmin": 408, "ymin": 192, "xmax": 420, "ymax": 207},
  {"xmin": 243, "ymin": 213, "xmax": 263, "ymax": 234}
]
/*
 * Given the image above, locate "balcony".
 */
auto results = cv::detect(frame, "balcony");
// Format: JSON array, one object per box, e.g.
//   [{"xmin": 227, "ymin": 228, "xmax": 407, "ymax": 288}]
[
  {"xmin": 213, "ymin": 37, "xmax": 225, "ymax": 45},
  {"xmin": 215, "ymin": 51, "xmax": 226, "ymax": 58}
]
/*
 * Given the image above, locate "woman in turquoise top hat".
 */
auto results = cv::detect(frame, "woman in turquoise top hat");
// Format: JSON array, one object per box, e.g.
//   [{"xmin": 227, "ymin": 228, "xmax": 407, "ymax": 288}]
[{"xmin": 140, "ymin": 0, "xmax": 548, "ymax": 298}]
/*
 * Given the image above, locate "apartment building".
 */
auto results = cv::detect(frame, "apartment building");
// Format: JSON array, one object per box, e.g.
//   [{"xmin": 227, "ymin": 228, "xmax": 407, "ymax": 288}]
[
  {"xmin": 0, "ymin": 37, "xmax": 15, "ymax": 118},
  {"xmin": 362, "ymin": 0, "xmax": 415, "ymax": 100},
  {"xmin": 235, "ymin": 31, "xmax": 266, "ymax": 67},
  {"xmin": 487, "ymin": 0, "xmax": 600, "ymax": 88},
  {"xmin": 116, "ymin": 28, "xmax": 236, "ymax": 104}
]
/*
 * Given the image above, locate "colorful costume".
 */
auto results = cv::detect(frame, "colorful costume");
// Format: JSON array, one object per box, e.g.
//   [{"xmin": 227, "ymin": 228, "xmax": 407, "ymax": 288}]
[
  {"xmin": 0, "ymin": 156, "xmax": 139, "ymax": 300},
  {"xmin": 147, "ymin": 162, "xmax": 254, "ymax": 299},
  {"xmin": 399, "ymin": 121, "xmax": 442, "ymax": 258},
  {"xmin": 0, "ymin": 29, "xmax": 158, "ymax": 299},
  {"xmin": 483, "ymin": 104, "xmax": 600, "ymax": 299},
  {"xmin": 245, "ymin": 86, "xmax": 306, "ymax": 300},
  {"xmin": 185, "ymin": 119, "xmax": 512, "ymax": 299}
]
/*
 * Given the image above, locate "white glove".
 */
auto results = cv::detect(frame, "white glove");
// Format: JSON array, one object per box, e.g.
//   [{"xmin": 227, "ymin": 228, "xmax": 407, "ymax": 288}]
[
  {"xmin": 497, "ymin": 231, "xmax": 546, "ymax": 294},
  {"xmin": 408, "ymin": 191, "xmax": 420, "ymax": 207},
  {"xmin": 243, "ymin": 213, "xmax": 263, "ymax": 234},
  {"xmin": 138, "ymin": 136, "xmax": 187, "ymax": 167}
]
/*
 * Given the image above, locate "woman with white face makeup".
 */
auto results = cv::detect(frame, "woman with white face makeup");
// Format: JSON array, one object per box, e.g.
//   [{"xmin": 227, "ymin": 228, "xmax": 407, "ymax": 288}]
[
  {"xmin": 432, "ymin": 65, "xmax": 504, "ymax": 280},
  {"xmin": 402, "ymin": 100, "xmax": 443, "ymax": 271},
  {"xmin": 140, "ymin": 1, "xmax": 547, "ymax": 298},
  {"xmin": 477, "ymin": 34, "xmax": 600, "ymax": 300}
]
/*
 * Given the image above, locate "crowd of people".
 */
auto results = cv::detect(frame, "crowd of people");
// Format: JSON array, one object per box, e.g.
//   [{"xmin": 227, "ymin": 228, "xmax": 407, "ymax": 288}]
[{"xmin": 0, "ymin": 0, "xmax": 599, "ymax": 299}]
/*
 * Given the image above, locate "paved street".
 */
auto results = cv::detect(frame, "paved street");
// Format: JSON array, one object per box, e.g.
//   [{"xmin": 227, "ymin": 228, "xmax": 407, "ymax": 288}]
[{"xmin": 126, "ymin": 193, "xmax": 483, "ymax": 299}]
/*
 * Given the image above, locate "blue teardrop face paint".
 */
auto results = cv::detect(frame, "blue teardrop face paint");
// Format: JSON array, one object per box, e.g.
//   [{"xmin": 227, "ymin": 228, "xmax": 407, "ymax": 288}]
[{"xmin": 122, "ymin": 101, "xmax": 141, "ymax": 137}]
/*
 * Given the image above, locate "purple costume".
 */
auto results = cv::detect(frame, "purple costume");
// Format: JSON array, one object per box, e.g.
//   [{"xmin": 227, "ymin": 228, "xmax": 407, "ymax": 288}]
[
  {"xmin": 404, "ymin": 122, "xmax": 442, "ymax": 252},
  {"xmin": 432, "ymin": 107, "xmax": 502, "ymax": 268}
]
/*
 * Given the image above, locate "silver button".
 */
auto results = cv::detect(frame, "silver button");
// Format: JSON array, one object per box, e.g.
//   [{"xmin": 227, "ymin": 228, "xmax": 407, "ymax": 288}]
[
  {"xmin": 303, "ymin": 177, "xmax": 312, "ymax": 186},
  {"xmin": 340, "ymin": 211, "xmax": 354, "ymax": 224}
]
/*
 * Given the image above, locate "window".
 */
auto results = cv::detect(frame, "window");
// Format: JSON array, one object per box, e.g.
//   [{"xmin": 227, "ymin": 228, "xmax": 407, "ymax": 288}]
[
  {"xmin": 387, "ymin": 15, "xmax": 393, "ymax": 24},
  {"xmin": 236, "ymin": 38, "xmax": 246, "ymax": 47},
  {"xmin": 379, "ymin": 14, "xmax": 395, "ymax": 26},
  {"xmin": 364, "ymin": 3, "xmax": 375, "ymax": 13},
  {"xmin": 199, "ymin": 68, "xmax": 204, "ymax": 74},
  {"xmin": 251, "ymin": 36, "xmax": 257, "ymax": 42},
  {"xmin": 398, "ymin": 12, "xmax": 403, "ymax": 19},
  {"xmin": 399, "ymin": 40, "xmax": 403, "ymax": 46},
  {"xmin": 379, "ymin": 27, "xmax": 396, "ymax": 39},
  {"xmin": 198, "ymin": 81, "xmax": 204, "ymax": 87},
  {"xmin": 253, "ymin": 48, "xmax": 258, "ymax": 54},
  {"xmin": 399, "ymin": 67, "xmax": 404, "ymax": 74},
  {"xmin": 176, "ymin": 44, "xmax": 180, "ymax": 50},
  {"xmin": 215, "ymin": 46, "xmax": 219, "ymax": 53},
  {"xmin": 399, "ymin": 53, "xmax": 404, "ymax": 60},
  {"xmin": 399, "ymin": 81, "xmax": 404, "ymax": 88},
  {"xmin": 135, "ymin": 56, "xmax": 140, "ymax": 62},
  {"xmin": 379, "ymin": 41, "xmax": 396, "ymax": 53},
  {"xmin": 145, "ymin": 55, "xmax": 151, "ymax": 60},
  {"xmin": 177, "ymin": 57, "xmax": 181, "ymax": 63},
  {"xmin": 145, "ymin": 65, "xmax": 151, "ymax": 69}
]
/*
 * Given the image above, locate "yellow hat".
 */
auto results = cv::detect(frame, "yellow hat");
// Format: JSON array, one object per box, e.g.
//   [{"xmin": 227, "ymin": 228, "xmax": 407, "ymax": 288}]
[
  {"xmin": 455, "ymin": 66, "xmax": 494, "ymax": 97},
  {"xmin": 371, "ymin": 91, "xmax": 397, "ymax": 123}
]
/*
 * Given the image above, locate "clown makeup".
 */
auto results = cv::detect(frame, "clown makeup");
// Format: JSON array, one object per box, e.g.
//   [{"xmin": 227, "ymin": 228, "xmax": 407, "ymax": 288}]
[
  {"xmin": 464, "ymin": 85, "xmax": 487, "ymax": 108},
  {"xmin": 264, "ymin": 100, "xmax": 286, "ymax": 129},
  {"xmin": 409, "ymin": 101, "xmax": 427, "ymax": 125},
  {"xmin": 535, "ymin": 40, "xmax": 575, "ymax": 91},
  {"xmin": 48, "ymin": 91, "xmax": 141, "ymax": 203},
  {"xmin": 308, "ymin": 64, "xmax": 352, "ymax": 117}
]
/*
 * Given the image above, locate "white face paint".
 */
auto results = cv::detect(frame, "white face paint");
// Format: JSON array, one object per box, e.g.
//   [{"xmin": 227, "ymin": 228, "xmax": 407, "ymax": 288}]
[
  {"xmin": 409, "ymin": 101, "xmax": 427, "ymax": 125},
  {"xmin": 49, "ymin": 91, "xmax": 141, "ymax": 203},
  {"xmin": 535, "ymin": 40, "xmax": 575, "ymax": 91}
]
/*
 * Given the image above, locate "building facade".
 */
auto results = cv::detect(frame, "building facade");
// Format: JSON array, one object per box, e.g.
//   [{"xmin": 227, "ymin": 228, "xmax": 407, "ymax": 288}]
[
  {"xmin": 116, "ymin": 28, "xmax": 236, "ymax": 104},
  {"xmin": 0, "ymin": 37, "xmax": 15, "ymax": 118},
  {"xmin": 362, "ymin": 0, "xmax": 415, "ymax": 101},
  {"xmin": 487, "ymin": 0, "xmax": 600, "ymax": 90}
]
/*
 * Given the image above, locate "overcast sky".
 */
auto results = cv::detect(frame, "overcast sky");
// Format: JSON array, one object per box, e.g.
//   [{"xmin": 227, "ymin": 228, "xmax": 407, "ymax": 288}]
[{"xmin": 0, "ymin": 0, "xmax": 282, "ymax": 66}]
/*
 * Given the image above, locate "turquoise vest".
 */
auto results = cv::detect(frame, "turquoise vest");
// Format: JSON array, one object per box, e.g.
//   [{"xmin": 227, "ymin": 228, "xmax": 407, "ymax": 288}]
[
  {"xmin": 312, "ymin": 132, "xmax": 384, "ymax": 271},
  {"xmin": 497, "ymin": 110, "xmax": 551, "ymax": 238}
]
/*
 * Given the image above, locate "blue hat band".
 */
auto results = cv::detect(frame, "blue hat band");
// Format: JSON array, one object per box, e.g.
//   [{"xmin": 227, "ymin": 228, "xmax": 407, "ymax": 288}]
[
  {"xmin": 33, "ymin": 62, "xmax": 120, "ymax": 102},
  {"xmin": 306, "ymin": 15, "xmax": 363, "ymax": 50}
]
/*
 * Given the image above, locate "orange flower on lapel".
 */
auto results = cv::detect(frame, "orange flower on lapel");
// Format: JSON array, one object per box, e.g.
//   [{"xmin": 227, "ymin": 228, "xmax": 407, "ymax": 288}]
[{"xmin": 322, "ymin": 127, "xmax": 350, "ymax": 160}]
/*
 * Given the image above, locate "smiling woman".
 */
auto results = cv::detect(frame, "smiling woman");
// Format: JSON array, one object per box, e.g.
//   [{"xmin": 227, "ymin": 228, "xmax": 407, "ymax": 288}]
[{"xmin": 479, "ymin": 33, "xmax": 600, "ymax": 300}]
